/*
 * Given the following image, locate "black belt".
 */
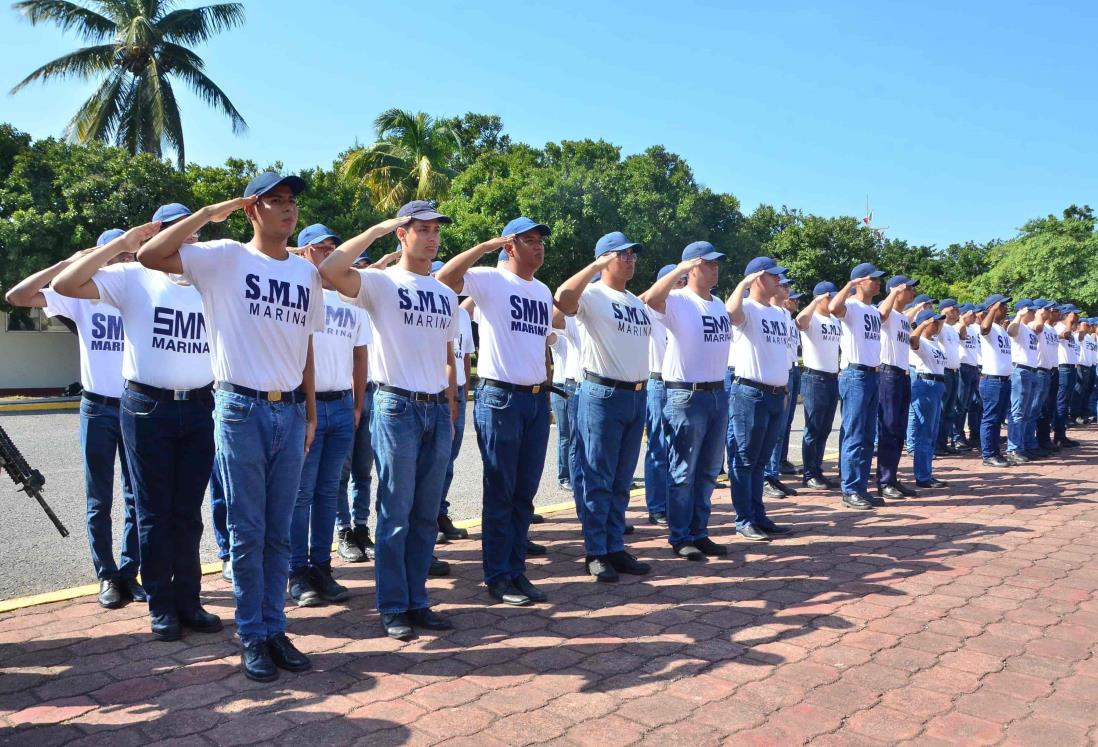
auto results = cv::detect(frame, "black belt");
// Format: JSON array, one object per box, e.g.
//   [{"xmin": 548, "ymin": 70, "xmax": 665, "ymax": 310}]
[
  {"xmin": 126, "ymin": 380, "xmax": 213, "ymax": 402},
  {"xmin": 733, "ymin": 377, "xmax": 788, "ymax": 395},
  {"xmin": 981, "ymin": 374, "xmax": 1009, "ymax": 382},
  {"xmin": 584, "ymin": 372, "xmax": 646, "ymax": 391},
  {"xmin": 804, "ymin": 368, "xmax": 838, "ymax": 379},
  {"xmin": 665, "ymin": 380, "xmax": 723, "ymax": 391},
  {"xmin": 881, "ymin": 364, "xmax": 908, "ymax": 376},
  {"xmin": 846, "ymin": 363, "xmax": 878, "ymax": 373},
  {"xmin": 1058, "ymin": 364, "xmax": 1077, "ymax": 370},
  {"xmin": 961, "ymin": 363, "xmax": 979, "ymax": 371},
  {"xmin": 316, "ymin": 389, "xmax": 351, "ymax": 402},
  {"xmin": 649, "ymin": 373, "xmax": 662, "ymax": 381},
  {"xmin": 378, "ymin": 385, "xmax": 447, "ymax": 403},
  {"xmin": 917, "ymin": 373, "xmax": 945, "ymax": 383},
  {"xmin": 1013, "ymin": 364, "xmax": 1037, "ymax": 372},
  {"xmin": 217, "ymin": 382, "xmax": 306, "ymax": 404},
  {"xmin": 480, "ymin": 378, "xmax": 548, "ymax": 395},
  {"xmin": 82, "ymin": 392, "xmax": 121, "ymax": 407}
]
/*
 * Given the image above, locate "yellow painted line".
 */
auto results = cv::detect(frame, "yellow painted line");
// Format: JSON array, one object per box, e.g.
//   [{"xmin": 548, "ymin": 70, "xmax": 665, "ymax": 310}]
[{"xmin": 0, "ymin": 401, "xmax": 80, "ymax": 413}]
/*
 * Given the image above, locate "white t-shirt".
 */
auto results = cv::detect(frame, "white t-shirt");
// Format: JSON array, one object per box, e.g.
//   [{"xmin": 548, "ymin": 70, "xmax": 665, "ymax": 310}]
[
  {"xmin": 649, "ymin": 288, "xmax": 731, "ymax": 384},
  {"xmin": 980, "ymin": 323, "xmax": 1012, "ymax": 376},
  {"xmin": 782, "ymin": 309, "xmax": 799, "ymax": 368},
  {"xmin": 462, "ymin": 268, "xmax": 553, "ymax": 386},
  {"xmin": 1009, "ymin": 323, "xmax": 1039, "ymax": 368},
  {"xmin": 1083, "ymin": 334, "xmax": 1098, "ymax": 366},
  {"xmin": 575, "ymin": 283, "xmax": 651, "ymax": 382},
  {"xmin": 179, "ymin": 240, "xmax": 324, "ymax": 391},
  {"xmin": 454, "ymin": 307, "xmax": 475, "ymax": 388},
  {"xmin": 913, "ymin": 336, "xmax": 947, "ymax": 376},
  {"xmin": 349, "ymin": 268, "xmax": 457, "ymax": 393},
  {"xmin": 839, "ymin": 298, "xmax": 882, "ymax": 369},
  {"xmin": 880, "ymin": 310, "xmax": 912, "ymax": 369},
  {"xmin": 42, "ymin": 289, "xmax": 125, "ymax": 398},
  {"xmin": 938, "ymin": 322, "xmax": 961, "ymax": 370},
  {"xmin": 732, "ymin": 298, "xmax": 794, "ymax": 387},
  {"xmin": 550, "ymin": 316, "xmax": 579, "ymax": 384},
  {"xmin": 801, "ymin": 313, "xmax": 841, "ymax": 374},
  {"xmin": 1038, "ymin": 325, "xmax": 1059, "ymax": 369},
  {"xmin": 313, "ymin": 289, "xmax": 370, "ymax": 392},
  {"xmin": 1056, "ymin": 323, "xmax": 1080, "ymax": 365},
  {"xmin": 961, "ymin": 323, "xmax": 982, "ymax": 366},
  {"xmin": 92, "ymin": 264, "xmax": 213, "ymax": 390},
  {"xmin": 649, "ymin": 316, "xmax": 668, "ymax": 375}
]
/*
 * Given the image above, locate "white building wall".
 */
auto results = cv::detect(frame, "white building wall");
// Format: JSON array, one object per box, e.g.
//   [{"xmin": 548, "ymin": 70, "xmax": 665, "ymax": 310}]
[{"xmin": 0, "ymin": 312, "xmax": 80, "ymax": 390}]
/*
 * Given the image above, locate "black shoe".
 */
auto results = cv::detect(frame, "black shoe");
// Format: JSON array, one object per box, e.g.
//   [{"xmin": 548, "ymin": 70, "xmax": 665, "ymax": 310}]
[
  {"xmin": 983, "ymin": 455, "xmax": 1010, "ymax": 467},
  {"xmin": 288, "ymin": 569, "xmax": 323, "ymax": 607},
  {"xmin": 1056, "ymin": 437, "xmax": 1080, "ymax": 448},
  {"xmin": 915, "ymin": 478, "xmax": 949, "ymax": 489},
  {"xmin": 586, "ymin": 556, "xmax": 619, "ymax": 582},
  {"xmin": 779, "ymin": 460, "xmax": 797, "ymax": 475},
  {"xmin": 763, "ymin": 482, "xmax": 786, "ymax": 499},
  {"xmin": 98, "ymin": 578, "xmax": 128, "ymax": 609},
  {"xmin": 242, "ymin": 640, "xmax": 278, "ymax": 682},
  {"xmin": 512, "ymin": 575, "xmax": 548, "ymax": 602},
  {"xmin": 623, "ymin": 523, "xmax": 635, "ymax": 535},
  {"xmin": 525, "ymin": 540, "xmax": 547, "ymax": 556},
  {"xmin": 843, "ymin": 493, "xmax": 873, "ymax": 510},
  {"xmin": 337, "ymin": 526, "xmax": 366, "ymax": 562},
  {"xmin": 865, "ymin": 491, "xmax": 886, "ymax": 507},
  {"xmin": 530, "ymin": 513, "xmax": 545, "ymax": 524},
  {"xmin": 606, "ymin": 550, "xmax": 650, "ymax": 574},
  {"xmin": 648, "ymin": 512, "xmax": 669, "ymax": 526},
  {"xmin": 150, "ymin": 613, "xmax": 182, "ymax": 641},
  {"xmin": 1006, "ymin": 451, "xmax": 1029, "ymax": 465},
  {"xmin": 178, "ymin": 606, "xmax": 222, "ymax": 633},
  {"xmin": 381, "ymin": 613, "xmax": 415, "ymax": 640},
  {"xmin": 354, "ymin": 525, "xmax": 376, "ymax": 561},
  {"xmin": 934, "ymin": 448, "xmax": 949, "ymax": 457},
  {"xmin": 759, "ymin": 523, "xmax": 793, "ymax": 536},
  {"xmin": 407, "ymin": 607, "xmax": 453, "ymax": 631},
  {"xmin": 765, "ymin": 477, "xmax": 798, "ymax": 496},
  {"xmin": 804, "ymin": 476, "xmax": 831, "ymax": 490},
  {"xmin": 671, "ymin": 543, "xmax": 705, "ymax": 561},
  {"xmin": 944, "ymin": 444, "xmax": 962, "ymax": 455},
  {"xmin": 487, "ymin": 580, "xmax": 531, "ymax": 606},
  {"xmin": 221, "ymin": 559, "xmax": 233, "ymax": 582},
  {"xmin": 893, "ymin": 481, "xmax": 919, "ymax": 497},
  {"xmin": 437, "ymin": 515, "xmax": 469, "ymax": 541},
  {"xmin": 736, "ymin": 524, "xmax": 771, "ymax": 542},
  {"xmin": 558, "ymin": 480, "xmax": 572, "ymax": 491},
  {"xmin": 693, "ymin": 537, "xmax": 729, "ymax": 556},
  {"xmin": 267, "ymin": 633, "xmax": 311, "ymax": 672},
  {"xmin": 310, "ymin": 563, "xmax": 350, "ymax": 602},
  {"xmin": 121, "ymin": 576, "xmax": 147, "ymax": 603},
  {"xmin": 428, "ymin": 556, "xmax": 450, "ymax": 577},
  {"xmin": 1029, "ymin": 448, "xmax": 1052, "ymax": 458},
  {"xmin": 878, "ymin": 484, "xmax": 905, "ymax": 500}
]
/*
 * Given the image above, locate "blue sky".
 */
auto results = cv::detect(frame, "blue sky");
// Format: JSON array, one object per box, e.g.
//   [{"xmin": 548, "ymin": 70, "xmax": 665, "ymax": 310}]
[{"xmin": 2, "ymin": 0, "xmax": 1096, "ymax": 248}]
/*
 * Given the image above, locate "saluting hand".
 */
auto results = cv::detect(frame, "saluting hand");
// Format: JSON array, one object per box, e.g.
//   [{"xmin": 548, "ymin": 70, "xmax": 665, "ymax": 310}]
[
  {"xmin": 204, "ymin": 196, "xmax": 256, "ymax": 223},
  {"xmin": 676, "ymin": 258, "xmax": 705, "ymax": 275},
  {"xmin": 479, "ymin": 235, "xmax": 515, "ymax": 256},
  {"xmin": 372, "ymin": 216, "xmax": 412, "ymax": 236}
]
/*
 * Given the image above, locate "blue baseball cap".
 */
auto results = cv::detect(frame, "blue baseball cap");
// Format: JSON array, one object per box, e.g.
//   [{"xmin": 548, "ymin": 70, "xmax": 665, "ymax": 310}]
[
  {"xmin": 744, "ymin": 256, "xmax": 787, "ymax": 276},
  {"xmin": 430, "ymin": 260, "xmax": 444, "ymax": 273},
  {"xmin": 851, "ymin": 262, "xmax": 884, "ymax": 280},
  {"xmin": 656, "ymin": 264, "xmax": 677, "ymax": 281},
  {"xmin": 778, "ymin": 275, "xmax": 794, "ymax": 286},
  {"xmin": 152, "ymin": 202, "xmax": 191, "ymax": 224},
  {"xmin": 354, "ymin": 251, "xmax": 371, "ymax": 264},
  {"xmin": 683, "ymin": 241, "xmax": 725, "ymax": 262},
  {"xmin": 915, "ymin": 309, "xmax": 944, "ymax": 326},
  {"xmin": 502, "ymin": 216, "xmax": 550, "ymax": 237},
  {"xmin": 1014, "ymin": 298, "xmax": 1036, "ymax": 312},
  {"xmin": 96, "ymin": 228, "xmax": 125, "ymax": 246},
  {"xmin": 939, "ymin": 298, "xmax": 958, "ymax": 310},
  {"xmin": 984, "ymin": 294, "xmax": 1009, "ymax": 307},
  {"xmin": 886, "ymin": 275, "xmax": 919, "ymax": 290},
  {"xmin": 594, "ymin": 231, "xmax": 643, "ymax": 258},
  {"xmin": 1060, "ymin": 304, "xmax": 1080, "ymax": 314},
  {"xmin": 813, "ymin": 281, "xmax": 838, "ymax": 296},
  {"xmin": 297, "ymin": 223, "xmax": 342, "ymax": 247},
  {"xmin": 958, "ymin": 303, "xmax": 976, "ymax": 313},
  {"xmin": 788, "ymin": 289, "xmax": 804, "ymax": 300},
  {"xmin": 244, "ymin": 171, "xmax": 306, "ymax": 198},
  {"xmin": 397, "ymin": 200, "xmax": 451, "ymax": 224},
  {"xmin": 912, "ymin": 293, "xmax": 935, "ymax": 306}
]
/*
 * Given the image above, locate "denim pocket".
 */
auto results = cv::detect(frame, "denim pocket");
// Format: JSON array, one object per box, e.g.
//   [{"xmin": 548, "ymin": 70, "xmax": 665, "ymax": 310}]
[
  {"xmin": 583, "ymin": 382, "xmax": 614, "ymax": 400},
  {"xmin": 479, "ymin": 388, "xmax": 511, "ymax": 410},
  {"xmin": 217, "ymin": 396, "xmax": 254, "ymax": 423},
  {"xmin": 122, "ymin": 391, "xmax": 158, "ymax": 417},
  {"xmin": 667, "ymin": 389, "xmax": 692, "ymax": 407},
  {"xmin": 377, "ymin": 395, "xmax": 408, "ymax": 417}
]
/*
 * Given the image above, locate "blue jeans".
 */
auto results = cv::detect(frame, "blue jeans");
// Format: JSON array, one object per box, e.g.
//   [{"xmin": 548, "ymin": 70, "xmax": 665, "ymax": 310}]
[
  {"xmin": 724, "ymin": 368, "xmax": 736, "ymax": 477},
  {"xmin": 838, "ymin": 368, "xmax": 879, "ymax": 495},
  {"xmin": 729, "ymin": 382, "xmax": 786, "ymax": 530},
  {"xmin": 551, "ymin": 380, "xmax": 575, "ymax": 486},
  {"xmin": 1037, "ymin": 368, "xmax": 1057, "ymax": 446},
  {"xmin": 574, "ymin": 381, "xmax": 646, "ymax": 556},
  {"xmin": 291, "ymin": 394, "xmax": 355, "ymax": 570},
  {"xmin": 214, "ymin": 390, "xmax": 306, "ymax": 644},
  {"xmin": 1007, "ymin": 367, "xmax": 1036, "ymax": 454},
  {"xmin": 208, "ymin": 468, "xmax": 230, "ymax": 561},
  {"xmin": 1089, "ymin": 366, "xmax": 1098, "ymax": 415},
  {"xmin": 440, "ymin": 384, "xmax": 467, "ymax": 517},
  {"xmin": 644, "ymin": 377, "xmax": 669, "ymax": 516},
  {"xmin": 765, "ymin": 366, "xmax": 800, "ymax": 479},
  {"xmin": 474, "ymin": 383, "xmax": 550, "ymax": 585},
  {"xmin": 1073, "ymin": 365, "xmax": 1095, "ymax": 418},
  {"xmin": 1026, "ymin": 371, "xmax": 1050, "ymax": 452},
  {"xmin": 952, "ymin": 365, "xmax": 980, "ymax": 443},
  {"xmin": 978, "ymin": 375, "xmax": 1011, "ymax": 459},
  {"xmin": 935, "ymin": 368, "xmax": 958, "ymax": 450},
  {"xmin": 372, "ymin": 389, "xmax": 451, "ymax": 613},
  {"xmin": 79, "ymin": 397, "xmax": 140, "ymax": 581},
  {"xmin": 910, "ymin": 378, "xmax": 943, "ymax": 483},
  {"xmin": 120, "ymin": 388, "xmax": 214, "ymax": 617},
  {"xmin": 1055, "ymin": 366, "xmax": 1077, "ymax": 438},
  {"xmin": 337, "ymin": 382, "xmax": 375, "ymax": 528},
  {"xmin": 664, "ymin": 386, "xmax": 728, "ymax": 547},
  {"xmin": 876, "ymin": 368, "xmax": 911, "ymax": 489},
  {"xmin": 801, "ymin": 369, "xmax": 838, "ymax": 481}
]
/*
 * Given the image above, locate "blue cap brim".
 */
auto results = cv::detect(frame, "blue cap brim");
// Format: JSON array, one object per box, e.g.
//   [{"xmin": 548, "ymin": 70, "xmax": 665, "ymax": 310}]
[
  {"xmin": 406, "ymin": 210, "xmax": 452, "ymax": 224},
  {"xmin": 701, "ymin": 252, "xmax": 726, "ymax": 261},
  {"xmin": 253, "ymin": 175, "xmax": 306, "ymax": 197},
  {"xmin": 306, "ymin": 233, "xmax": 342, "ymax": 246}
]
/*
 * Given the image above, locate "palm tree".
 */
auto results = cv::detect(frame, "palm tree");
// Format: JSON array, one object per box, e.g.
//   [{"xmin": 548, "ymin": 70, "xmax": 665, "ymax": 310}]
[
  {"xmin": 341, "ymin": 109, "xmax": 462, "ymax": 213},
  {"xmin": 10, "ymin": 0, "xmax": 247, "ymax": 169}
]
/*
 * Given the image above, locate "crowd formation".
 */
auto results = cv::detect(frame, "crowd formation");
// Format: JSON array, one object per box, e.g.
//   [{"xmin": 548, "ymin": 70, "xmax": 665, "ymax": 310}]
[{"xmin": 6, "ymin": 172, "xmax": 1097, "ymax": 683}]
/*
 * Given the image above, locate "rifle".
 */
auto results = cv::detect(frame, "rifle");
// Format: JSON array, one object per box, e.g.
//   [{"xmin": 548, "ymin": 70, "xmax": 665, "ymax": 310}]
[{"xmin": 0, "ymin": 422, "xmax": 69, "ymax": 537}]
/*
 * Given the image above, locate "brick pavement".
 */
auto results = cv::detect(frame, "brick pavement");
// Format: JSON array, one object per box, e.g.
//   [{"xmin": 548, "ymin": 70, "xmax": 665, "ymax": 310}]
[{"xmin": 2, "ymin": 432, "xmax": 1098, "ymax": 745}]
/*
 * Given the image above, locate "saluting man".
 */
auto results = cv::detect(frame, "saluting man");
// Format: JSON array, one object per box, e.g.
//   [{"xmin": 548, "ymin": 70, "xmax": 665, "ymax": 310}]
[
  {"xmin": 797, "ymin": 281, "xmax": 841, "ymax": 489},
  {"xmin": 977, "ymin": 294, "xmax": 1014, "ymax": 467},
  {"xmin": 1005, "ymin": 299, "xmax": 1042, "ymax": 464},
  {"xmin": 641, "ymin": 264, "xmax": 682, "ymax": 526},
  {"xmin": 908, "ymin": 308, "xmax": 949, "ymax": 489},
  {"xmin": 1054, "ymin": 305, "xmax": 1082, "ymax": 447},
  {"xmin": 934, "ymin": 299, "xmax": 965, "ymax": 455},
  {"xmin": 876, "ymin": 274, "xmax": 919, "ymax": 500}
]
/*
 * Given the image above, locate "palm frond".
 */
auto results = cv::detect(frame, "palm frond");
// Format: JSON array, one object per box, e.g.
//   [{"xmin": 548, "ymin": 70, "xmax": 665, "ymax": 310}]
[
  {"xmin": 168, "ymin": 51, "xmax": 247, "ymax": 133},
  {"xmin": 64, "ymin": 67, "xmax": 127, "ymax": 143},
  {"xmin": 12, "ymin": 0, "xmax": 116, "ymax": 41},
  {"xmin": 157, "ymin": 74, "xmax": 186, "ymax": 168},
  {"xmin": 9, "ymin": 44, "xmax": 117, "ymax": 93},
  {"xmin": 157, "ymin": 3, "xmax": 244, "ymax": 44}
]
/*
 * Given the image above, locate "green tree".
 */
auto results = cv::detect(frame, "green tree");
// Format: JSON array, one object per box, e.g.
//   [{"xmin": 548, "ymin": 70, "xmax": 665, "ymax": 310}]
[
  {"xmin": 10, "ymin": 0, "xmax": 247, "ymax": 169},
  {"xmin": 341, "ymin": 109, "xmax": 461, "ymax": 212}
]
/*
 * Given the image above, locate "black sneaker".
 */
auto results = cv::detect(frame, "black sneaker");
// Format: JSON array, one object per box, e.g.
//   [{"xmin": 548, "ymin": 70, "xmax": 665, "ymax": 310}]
[
  {"xmin": 915, "ymin": 478, "xmax": 949, "ymax": 489},
  {"xmin": 382, "ymin": 613, "xmax": 414, "ymax": 640},
  {"xmin": 121, "ymin": 576, "xmax": 147, "ymax": 603},
  {"xmin": 842, "ymin": 493, "xmax": 873, "ymax": 510},
  {"xmin": 437, "ymin": 515, "xmax": 469, "ymax": 541},
  {"xmin": 242, "ymin": 640, "xmax": 278, "ymax": 682},
  {"xmin": 98, "ymin": 578, "xmax": 127, "ymax": 609},
  {"xmin": 1006, "ymin": 451, "xmax": 1029, "ymax": 465},
  {"xmin": 804, "ymin": 476, "xmax": 830, "ymax": 490},
  {"xmin": 428, "ymin": 556, "xmax": 450, "ymax": 577},
  {"xmin": 893, "ymin": 481, "xmax": 919, "ymax": 497},
  {"xmin": 178, "ymin": 606, "xmax": 222, "ymax": 633},
  {"xmin": 354, "ymin": 525, "xmax": 375, "ymax": 561},
  {"xmin": 288, "ymin": 569, "xmax": 323, "ymax": 607},
  {"xmin": 512, "ymin": 574, "xmax": 548, "ymax": 602},
  {"xmin": 865, "ymin": 491, "xmax": 886, "ymax": 507},
  {"xmin": 150, "ymin": 613, "xmax": 182, "ymax": 642},
  {"xmin": 586, "ymin": 556, "xmax": 619, "ymax": 582},
  {"xmin": 759, "ymin": 523, "xmax": 793, "ymax": 536},
  {"xmin": 310, "ymin": 563, "xmax": 350, "ymax": 602},
  {"xmin": 693, "ymin": 537, "xmax": 729, "ymax": 556},
  {"xmin": 525, "ymin": 540, "xmax": 547, "ymax": 556},
  {"xmin": 736, "ymin": 525, "xmax": 770, "ymax": 542},
  {"xmin": 606, "ymin": 550, "xmax": 651, "ymax": 575},
  {"xmin": 983, "ymin": 455, "xmax": 1010, "ymax": 467},
  {"xmin": 337, "ymin": 526, "xmax": 366, "ymax": 562},
  {"xmin": 648, "ymin": 512, "xmax": 669, "ymax": 526},
  {"xmin": 671, "ymin": 543, "xmax": 705, "ymax": 561},
  {"xmin": 407, "ymin": 607, "xmax": 453, "ymax": 630},
  {"xmin": 763, "ymin": 481, "xmax": 786, "ymax": 499},
  {"xmin": 266, "ymin": 633, "xmax": 311, "ymax": 672}
]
